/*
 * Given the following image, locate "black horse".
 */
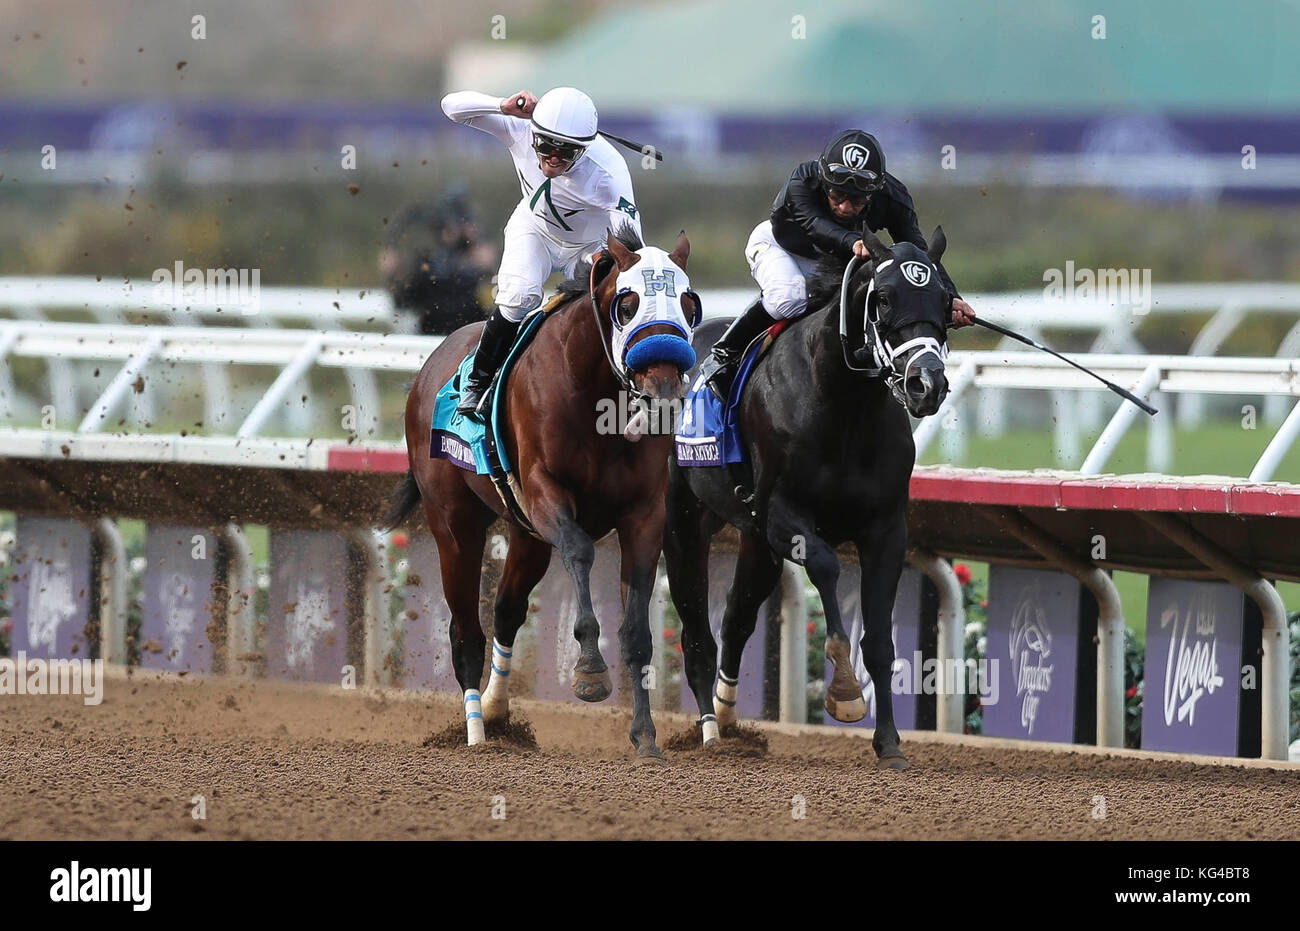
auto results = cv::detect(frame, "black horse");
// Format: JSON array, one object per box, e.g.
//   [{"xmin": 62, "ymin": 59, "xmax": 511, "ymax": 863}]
[{"xmin": 664, "ymin": 227, "xmax": 953, "ymax": 770}]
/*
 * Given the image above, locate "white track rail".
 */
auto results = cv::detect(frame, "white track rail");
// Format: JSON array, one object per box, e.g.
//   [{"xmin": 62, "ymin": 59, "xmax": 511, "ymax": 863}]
[
  {"xmin": 4, "ymin": 322, "xmax": 1299, "ymax": 476},
  {"xmin": 7, "ymin": 277, "xmax": 1300, "ymax": 451}
]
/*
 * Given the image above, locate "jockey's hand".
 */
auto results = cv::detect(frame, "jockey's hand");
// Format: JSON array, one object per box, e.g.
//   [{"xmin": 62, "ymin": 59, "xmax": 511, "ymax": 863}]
[
  {"xmin": 501, "ymin": 91, "xmax": 538, "ymax": 118},
  {"xmin": 852, "ymin": 239, "xmax": 872, "ymax": 260},
  {"xmin": 950, "ymin": 297, "xmax": 976, "ymax": 329}
]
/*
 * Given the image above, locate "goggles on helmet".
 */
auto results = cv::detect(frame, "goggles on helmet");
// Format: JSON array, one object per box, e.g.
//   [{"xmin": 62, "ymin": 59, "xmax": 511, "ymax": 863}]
[
  {"xmin": 532, "ymin": 132, "xmax": 585, "ymax": 163},
  {"xmin": 822, "ymin": 162, "xmax": 883, "ymax": 194}
]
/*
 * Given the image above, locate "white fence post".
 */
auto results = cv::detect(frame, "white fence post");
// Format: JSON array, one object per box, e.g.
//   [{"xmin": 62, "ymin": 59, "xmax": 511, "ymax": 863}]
[
  {"xmin": 94, "ymin": 518, "xmax": 128, "ymax": 665},
  {"xmin": 778, "ymin": 561, "xmax": 808, "ymax": 724},
  {"xmin": 907, "ymin": 549, "xmax": 965, "ymax": 735},
  {"xmin": 1080, "ymin": 362, "xmax": 1162, "ymax": 474}
]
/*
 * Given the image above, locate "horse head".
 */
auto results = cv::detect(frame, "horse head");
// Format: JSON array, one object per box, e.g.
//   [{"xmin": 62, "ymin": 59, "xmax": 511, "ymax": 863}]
[
  {"xmin": 851, "ymin": 226, "xmax": 952, "ymax": 418},
  {"xmin": 598, "ymin": 228, "xmax": 700, "ymax": 404}
]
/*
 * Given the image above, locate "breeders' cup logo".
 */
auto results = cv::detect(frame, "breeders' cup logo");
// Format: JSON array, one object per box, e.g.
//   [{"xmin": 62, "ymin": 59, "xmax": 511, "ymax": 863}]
[
  {"xmin": 161, "ymin": 571, "xmax": 199, "ymax": 661},
  {"xmin": 1008, "ymin": 592, "xmax": 1054, "ymax": 735},
  {"xmin": 286, "ymin": 570, "xmax": 334, "ymax": 672},
  {"xmin": 1160, "ymin": 591, "xmax": 1224, "ymax": 727},
  {"xmin": 901, "ymin": 261, "xmax": 932, "ymax": 287},
  {"xmin": 841, "ymin": 143, "xmax": 871, "ymax": 170},
  {"xmin": 27, "ymin": 557, "xmax": 79, "ymax": 653}
]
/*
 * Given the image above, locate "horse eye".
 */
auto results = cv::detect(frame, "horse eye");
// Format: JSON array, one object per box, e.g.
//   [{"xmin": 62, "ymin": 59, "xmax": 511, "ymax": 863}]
[
  {"xmin": 681, "ymin": 293, "xmax": 701, "ymax": 324},
  {"xmin": 616, "ymin": 295, "xmax": 637, "ymax": 326}
]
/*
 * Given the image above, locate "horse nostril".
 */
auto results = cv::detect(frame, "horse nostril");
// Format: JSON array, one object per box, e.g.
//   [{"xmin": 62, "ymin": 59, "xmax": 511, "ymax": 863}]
[{"xmin": 906, "ymin": 372, "xmax": 930, "ymax": 397}]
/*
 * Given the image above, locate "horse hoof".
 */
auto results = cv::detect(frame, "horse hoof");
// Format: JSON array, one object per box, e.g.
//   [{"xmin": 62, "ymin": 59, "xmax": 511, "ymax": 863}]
[
  {"xmin": 634, "ymin": 743, "xmax": 665, "ymax": 765},
  {"xmin": 824, "ymin": 694, "xmax": 867, "ymax": 723},
  {"xmin": 481, "ymin": 697, "xmax": 508, "ymax": 726},
  {"xmin": 877, "ymin": 753, "xmax": 909, "ymax": 772},
  {"xmin": 572, "ymin": 669, "xmax": 612, "ymax": 703},
  {"xmin": 713, "ymin": 704, "xmax": 737, "ymax": 729}
]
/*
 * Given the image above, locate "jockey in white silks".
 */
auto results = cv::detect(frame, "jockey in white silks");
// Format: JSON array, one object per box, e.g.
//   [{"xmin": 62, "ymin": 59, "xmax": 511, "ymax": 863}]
[{"xmin": 440, "ymin": 86, "xmax": 644, "ymax": 416}]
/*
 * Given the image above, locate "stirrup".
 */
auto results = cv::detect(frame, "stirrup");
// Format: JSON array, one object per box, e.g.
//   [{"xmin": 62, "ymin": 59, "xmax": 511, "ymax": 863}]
[
  {"xmin": 700, "ymin": 353, "xmax": 737, "ymax": 402},
  {"xmin": 457, "ymin": 381, "xmax": 489, "ymax": 418}
]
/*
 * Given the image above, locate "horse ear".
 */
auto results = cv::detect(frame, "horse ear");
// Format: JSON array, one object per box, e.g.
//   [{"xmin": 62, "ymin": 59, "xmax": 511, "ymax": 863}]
[
  {"xmin": 669, "ymin": 230, "xmax": 690, "ymax": 270},
  {"xmin": 928, "ymin": 225, "xmax": 947, "ymax": 263},
  {"xmin": 862, "ymin": 227, "xmax": 892, "ymax": 264},
  {"xmin": 606, "ymin": 230, "xmax": 639, "ymax": 272}
]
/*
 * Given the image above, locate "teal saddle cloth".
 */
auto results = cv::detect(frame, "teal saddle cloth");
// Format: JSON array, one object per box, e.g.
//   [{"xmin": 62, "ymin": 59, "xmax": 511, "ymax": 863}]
[{"xmin": 429, "ymin": 309, "xmax": 547, "ymax": 476}]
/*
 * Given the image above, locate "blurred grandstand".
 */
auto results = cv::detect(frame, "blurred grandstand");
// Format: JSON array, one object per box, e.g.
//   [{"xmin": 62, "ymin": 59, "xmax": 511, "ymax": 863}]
[{"xmin": 1, "ymin": 0, "xmax": 1299, "ymax": 290}]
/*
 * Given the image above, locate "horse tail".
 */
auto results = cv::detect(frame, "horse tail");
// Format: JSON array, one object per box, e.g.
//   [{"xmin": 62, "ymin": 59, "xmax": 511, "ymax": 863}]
[{"xmin": 383, "ymin": 469, "xmax": 421, "ymax": 531}]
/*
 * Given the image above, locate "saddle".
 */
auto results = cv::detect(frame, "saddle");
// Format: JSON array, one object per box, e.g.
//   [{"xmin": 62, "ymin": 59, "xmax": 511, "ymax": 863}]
[
  {"xmin": 675, "ymin": 317, "xmax": 793, "ymax": 515},
  {"xmin": 431, "ymin": 307, "xmax": 562, "ymax": 537}
]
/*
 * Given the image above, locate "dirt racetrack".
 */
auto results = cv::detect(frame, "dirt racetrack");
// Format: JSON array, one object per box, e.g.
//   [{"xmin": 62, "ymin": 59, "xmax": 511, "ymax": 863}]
[{"xmin": 3, "ymin": 671, "xmax": 1299, "ymax": 841}]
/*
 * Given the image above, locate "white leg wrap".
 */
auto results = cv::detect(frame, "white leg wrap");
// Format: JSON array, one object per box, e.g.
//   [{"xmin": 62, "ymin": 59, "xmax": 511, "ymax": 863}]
[
  {"xmin": 700, "ymin": 714, "xmax": 720, "ymax": 745},
  {"xmin": 713, "ymin": 673, "xmax": 738, "ymax": 727},
  {"xmin": 464, "ymin": 689, "xmax": 485, "ymax": 746},
  {"xmin": 481, "ymin": 640, "xmax": 512, "ymax": 722}
]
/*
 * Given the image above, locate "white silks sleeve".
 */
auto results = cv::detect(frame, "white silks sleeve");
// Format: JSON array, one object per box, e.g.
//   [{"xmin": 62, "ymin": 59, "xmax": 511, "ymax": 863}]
[{"xmin": 440, "ymin": 90, "xmax": 517, "ymax": 144}]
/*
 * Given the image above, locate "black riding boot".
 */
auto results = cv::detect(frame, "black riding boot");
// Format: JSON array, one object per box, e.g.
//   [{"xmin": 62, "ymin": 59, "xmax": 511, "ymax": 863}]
[
  {"xmin": 698, "ymin": 298, "xmax": 776, "ymax": 402},
  {"xmin": 457, "ymin": 310, "xmax": 520, "ymax": 417}
]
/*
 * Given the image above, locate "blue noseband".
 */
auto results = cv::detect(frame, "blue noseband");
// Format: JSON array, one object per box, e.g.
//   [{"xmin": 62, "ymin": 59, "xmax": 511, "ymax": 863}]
[{"xmin": 625, "ymin": 332, "xmax": 697, "ymax": 372}]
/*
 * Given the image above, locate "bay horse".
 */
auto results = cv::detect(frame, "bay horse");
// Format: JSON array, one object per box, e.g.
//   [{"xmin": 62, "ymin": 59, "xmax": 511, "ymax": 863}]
[
  {"xmin": 387, "ymin": 224, "xmax": 699, "ymax": 761},
  {"xmin": 664, "ymin": 227, "xmax": 953, "ymax": 770}
]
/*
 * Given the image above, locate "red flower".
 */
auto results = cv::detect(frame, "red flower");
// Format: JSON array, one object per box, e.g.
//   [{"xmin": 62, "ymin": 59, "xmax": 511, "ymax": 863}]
[
  {"xmin": 0, "ymin": 618, "xmax": 10, "ymax": 636},
  {"xmin": 980, "ymin": 599, "xmax": 988, "ymax": 609},
  {"xmin": 806, "ymin": 621, "xmax": 815, "ymax": 636},
  {"xmin": 663, "ymin": 628, "xmax": 675, "ymax": 641},
  {"xmin": 675, "ymin": 643, "xmax": 682, "ymax": 653},
  {"xmin": 954, "ymin": 563, "xmax": 972, "ymax": 586},
  {"xmin": 1126, "ymin": 685, "xmax": 1137, "ymax": 700},
  {"xmin": 391, "ymin": 531, "xmax": 409, "ymax": 549}
]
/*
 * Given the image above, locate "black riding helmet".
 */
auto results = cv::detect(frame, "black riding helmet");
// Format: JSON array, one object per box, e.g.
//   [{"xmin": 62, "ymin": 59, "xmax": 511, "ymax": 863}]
[{"xmin": 819, "ymin": 129, "xmax": 886, "ymax": 196}]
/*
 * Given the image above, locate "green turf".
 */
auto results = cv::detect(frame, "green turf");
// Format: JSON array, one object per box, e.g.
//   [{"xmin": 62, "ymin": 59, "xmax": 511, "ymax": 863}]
[{"xmin": 920, "ymin": 419, "xmax": 1300, "ymax": 482}]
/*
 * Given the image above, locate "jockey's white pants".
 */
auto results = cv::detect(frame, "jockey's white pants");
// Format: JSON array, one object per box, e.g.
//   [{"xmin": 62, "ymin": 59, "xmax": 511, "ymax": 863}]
[
  {"xmin": 495, "ymin": 202, "xmax": 599, "ymax": 323},
  {"xmin": 745, "ymin": 220, "xmax": 821, "ymax": 320}
]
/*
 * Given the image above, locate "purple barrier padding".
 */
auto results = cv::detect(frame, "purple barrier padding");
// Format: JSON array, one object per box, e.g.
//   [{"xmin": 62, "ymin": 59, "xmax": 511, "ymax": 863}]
[
  {"xmin": 265, "ymin": 530, "xmax": 349, "ymax": 683},
  {"xmin": 400, "ymin": 535, "xmax": 467, "ymax": 693},
  {"xmin": 9, "ymin": 517, "xmax": 94, "ymax": 659},
  {"xmin": 824, "ymin": 566, "xmax": 921, "ymax": 731},
  {"xmin": 677, "ymin": 550, "xmax": 770, "ymax": 720},
  {"xmin": 138, "ymin": 525, "xmax": 217, "ymax": 673},
  {"xmin": 534, "ymin": 537, "xmax": 625, "ymax": 704},
  {"xmin": 982, "ymin": 566, "xmax": 1083, "ymax": 742},
  {"xmin": 14, "ymin": 101, "xmax": 1300, "ymax": 162},
  {"xmin": 1140, "ymin": 579, "xmax": 1243, "ymax": 756}
]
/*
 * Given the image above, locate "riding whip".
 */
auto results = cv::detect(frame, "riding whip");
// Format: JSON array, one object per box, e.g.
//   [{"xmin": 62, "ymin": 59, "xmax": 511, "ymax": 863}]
[
  {"xmin": 971, "ymin": 315, "xmax": 1159, "ymax": 416},
  {"xmin": 598, "ymin": 130, "xmax": 665, "ymax": 162},
  {"xmin": 517, "ymin": 96, "xmax": 664, "ymax": 162}
]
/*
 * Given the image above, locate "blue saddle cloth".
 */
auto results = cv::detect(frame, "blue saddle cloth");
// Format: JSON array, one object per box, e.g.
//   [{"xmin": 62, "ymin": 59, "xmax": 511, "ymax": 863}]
[
  {"xmin": 430, "ymin": 310, "xmax": 546, "ymax": 475},
  {"xmin": 674, "ymin": 332, "xmax": 770, "ymax": 468}
]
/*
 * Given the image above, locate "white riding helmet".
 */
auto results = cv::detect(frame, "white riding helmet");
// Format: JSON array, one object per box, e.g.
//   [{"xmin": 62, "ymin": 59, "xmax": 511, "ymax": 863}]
[{"xmin": 531, "ymin": 87, "xmax": 599, "ymax": 164}]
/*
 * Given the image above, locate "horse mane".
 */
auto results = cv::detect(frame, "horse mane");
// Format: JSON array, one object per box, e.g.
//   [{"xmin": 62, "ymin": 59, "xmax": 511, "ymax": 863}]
[
  {"xmin": 556, "ymin": 221, "xmax": 644, "ymax": 299},
  {"xmin": 805, "ymin": 254, "xmax": 872, "ymax": 311}
]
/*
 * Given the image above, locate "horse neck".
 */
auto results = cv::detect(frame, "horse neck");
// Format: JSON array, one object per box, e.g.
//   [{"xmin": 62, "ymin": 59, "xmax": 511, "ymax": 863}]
[
  {"xmin": 560, "ymin": 292, "xmax": 622, "ymax": 398},
  {"xmin": 806, "ymin": 304, "xmax": 885, "ymax": 404}
]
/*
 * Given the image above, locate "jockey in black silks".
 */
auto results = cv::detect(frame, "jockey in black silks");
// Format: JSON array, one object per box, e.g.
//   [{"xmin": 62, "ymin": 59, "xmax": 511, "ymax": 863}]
[{"xmin": 698, "ymin": 129, "xmax": 976, "ymax": 400}]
